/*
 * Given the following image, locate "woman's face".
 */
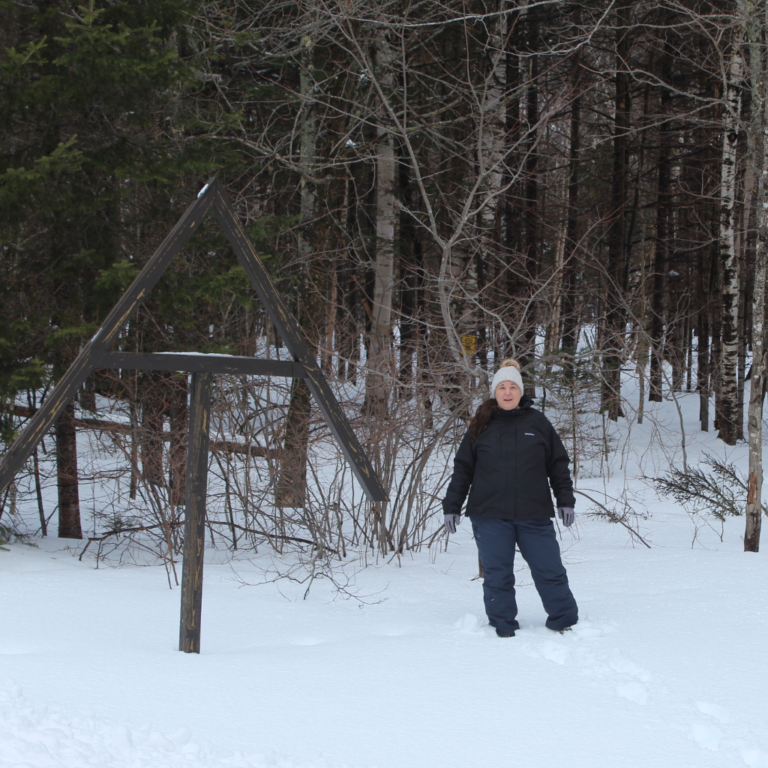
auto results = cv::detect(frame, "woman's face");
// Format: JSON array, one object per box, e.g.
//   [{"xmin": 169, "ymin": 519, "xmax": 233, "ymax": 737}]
[{"xmin": 495, "ymin": 380, "xmax": 522, "ymax": 410}]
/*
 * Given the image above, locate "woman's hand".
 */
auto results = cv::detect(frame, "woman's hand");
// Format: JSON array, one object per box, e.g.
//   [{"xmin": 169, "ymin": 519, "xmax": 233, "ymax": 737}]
[
  {"xmin": 557, "ymin": 507, "xmax": 575, "ymax": 527},
  {"xmin": 444, "ymin": 514, "xmax": 461, "ymax": 534}
]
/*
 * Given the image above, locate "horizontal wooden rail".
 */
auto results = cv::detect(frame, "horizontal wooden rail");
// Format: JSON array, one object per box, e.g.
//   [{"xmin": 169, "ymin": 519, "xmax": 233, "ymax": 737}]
[{"xmin": 100, "ymin": 352, "xmax": 304, "ymax": 378}]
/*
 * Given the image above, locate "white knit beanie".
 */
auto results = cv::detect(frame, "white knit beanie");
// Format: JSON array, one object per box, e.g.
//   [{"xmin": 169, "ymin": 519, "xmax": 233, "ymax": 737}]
[{"xmin": 490, "ymin": 359, "xmax": 524, "ymax": 398}]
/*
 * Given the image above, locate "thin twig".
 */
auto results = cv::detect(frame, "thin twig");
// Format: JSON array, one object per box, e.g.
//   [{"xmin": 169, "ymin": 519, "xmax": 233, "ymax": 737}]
[
  {"xmin": 574, "ymin": 489, "xmax": 651, "ymax": 548},
  {"xmin": 78, "ymin": 518, "xmax": 332, "ymax": 561}
]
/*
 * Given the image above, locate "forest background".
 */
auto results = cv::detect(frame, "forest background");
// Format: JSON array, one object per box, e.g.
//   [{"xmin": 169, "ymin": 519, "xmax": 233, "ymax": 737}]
[{"xmin": 3, "ymin": 0, "xmax": 768, "ymax": 573}]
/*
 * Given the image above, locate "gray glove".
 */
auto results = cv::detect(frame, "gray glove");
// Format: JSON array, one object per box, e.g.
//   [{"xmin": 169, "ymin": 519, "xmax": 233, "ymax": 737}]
[
  {"xmin": 444, "ymin": 514, "xmax": 461, "ymax": 534},
  {"xmin": 557, "ymin": 507, "xmax": 575, "ymax": 527}
]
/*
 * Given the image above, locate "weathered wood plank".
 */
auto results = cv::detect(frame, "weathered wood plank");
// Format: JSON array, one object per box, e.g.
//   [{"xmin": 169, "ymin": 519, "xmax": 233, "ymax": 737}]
[
  {"xmin": 299, "ymin": 357, "xmax": 388, "ymax": 502},
  {"xmin": 100, "ymin": 352, "xmax": 304, "ymax": 378},
  {"xmin": 0, "ymin": 177, "xmax": 386, "ymax": 504},
  {"xmin": 211, "ymin": 183, "xmax": 388, "ymax": 503},
  {"xmin": 179, "ymin": 372, "xmax": 212, "ymax": 654},
  {"xmin": 210, "ymin": 180, "xmax": 314, "ymax": 358},
  {"xmin": 0, "ymin": 350, "xmax": 102, "ymax": 496},
  {"xmin": 0, "ymin": 182, "xmax": 218, "ymax": 496},
  {"xmin": 93, "ymin": 183, "xmax": 218, "ymax": 351}
]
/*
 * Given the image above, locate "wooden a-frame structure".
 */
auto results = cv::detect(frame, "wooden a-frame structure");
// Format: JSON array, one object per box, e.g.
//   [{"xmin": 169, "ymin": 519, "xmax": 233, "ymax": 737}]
[{"xmin": 0, "ymin": 177, "xmax": 387, "ymax": 653}]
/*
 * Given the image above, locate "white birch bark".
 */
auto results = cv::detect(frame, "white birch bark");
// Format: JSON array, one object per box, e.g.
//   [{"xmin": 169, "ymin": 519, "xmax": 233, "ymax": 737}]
[
  {"xmin": 744, "ymin": 0, "xmax": 767, "ymax": 551},
  {"xmin": 478, "ymin": 14, "xmax": 506, "ymax": 234},
  {"xmin": 365, "ymin": 28, "xmax": 396, "ymax": 420},
  {"xmin": 719, "ymin": 45, "xmax": 743, "ymax": 444},
  {"xmin": 476, "ymin": 9, "xmax": 507, "ymax": 375}
]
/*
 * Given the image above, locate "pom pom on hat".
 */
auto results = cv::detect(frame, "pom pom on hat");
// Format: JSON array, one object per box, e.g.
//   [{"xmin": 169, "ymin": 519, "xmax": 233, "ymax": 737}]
[{"xmin": 490, "ymin": 358, "xmax": 524, "ymax": 397}]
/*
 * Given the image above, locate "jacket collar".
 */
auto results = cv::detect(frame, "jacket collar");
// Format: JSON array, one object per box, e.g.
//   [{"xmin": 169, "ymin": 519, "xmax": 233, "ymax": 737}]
[{"xmin": 493, "ymin": 394, "xmax": 534, "ymax": 417}]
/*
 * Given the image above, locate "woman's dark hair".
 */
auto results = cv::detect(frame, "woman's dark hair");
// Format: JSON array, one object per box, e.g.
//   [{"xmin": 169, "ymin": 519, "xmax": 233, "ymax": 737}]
[{"xmin": 469, "ymin": 398, "xmax": 497, "ymax": 441}]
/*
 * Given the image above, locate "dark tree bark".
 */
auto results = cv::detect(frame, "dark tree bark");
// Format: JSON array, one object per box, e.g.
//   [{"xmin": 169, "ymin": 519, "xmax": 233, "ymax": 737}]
[
  {"xmin": 56, "ymin": 400, "xmax": 81, "ymax": 539},
  {"xmin": 521, "ymin": 12, "xmax": 539, "ymax": 395},
  {"xmin": 602, "ymin": 0, "xmax": 632, "ymax": 419},
  {"xmin": 276, "ymin": 377, "xmax": 312, "ymax": 508},
  {"xmin": 561, "ymin": 52, "xmax": 584, "ymax": 381},
  {"xmin": 169, "ymin": 374, "xmax": 188, "ymax": 509},
  {"xmin": 650, "ymin": 60, "xmax": 672, "ymax": 403},
  {"xmin": 697, "ymin": 245, "xmax": 711, "ymax": 430},
  {"xmin": 140, "ymin": 372, "xmax": 166, "ymax": 487}
]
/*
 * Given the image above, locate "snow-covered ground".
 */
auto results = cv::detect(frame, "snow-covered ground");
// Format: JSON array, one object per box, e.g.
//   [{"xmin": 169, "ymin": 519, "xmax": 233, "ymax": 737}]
[
  {"xmin": 3, "ymin": 380, "xmax": 768, "ymax": 767},
  {"xmin": 3, "ymin": 506, "xmax": 768, "ymax": 767}
]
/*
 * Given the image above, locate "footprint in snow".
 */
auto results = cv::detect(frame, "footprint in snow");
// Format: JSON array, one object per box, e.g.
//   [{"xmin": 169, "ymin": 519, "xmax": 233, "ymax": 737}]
[
  {"xmin": 689, "ymin": 701, "xmax": 768, "ymax": 763},
  {"xmin": 689, "ymin": 720, "xmax": 722, "ymax": 752},
  {"xmin": 453, "ymin": 613, "xmax": 488, "ymax": 635},
  {"xmin": 538, "ymin": 640, "xmax": 569, "ymax": 665},
  {"xmin": 695, "ymin": 700, "xmax": 733, "ymax": 724},
  {"xmin": 518, "ymin": 619, "xmax": 653, "ymax": 705},
  {"xmin": 615, "ymin": 680, "xmax": 649, "ymax": 705},
  {"xmin": 609, "ymin": 654, "xmax": 651, "ymax": 683}
]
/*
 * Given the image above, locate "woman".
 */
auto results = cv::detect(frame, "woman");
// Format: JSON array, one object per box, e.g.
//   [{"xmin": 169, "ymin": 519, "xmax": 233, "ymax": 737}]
[{"xmin": 442, "ymin": 359, "xmax": 578, "ymax": 637}]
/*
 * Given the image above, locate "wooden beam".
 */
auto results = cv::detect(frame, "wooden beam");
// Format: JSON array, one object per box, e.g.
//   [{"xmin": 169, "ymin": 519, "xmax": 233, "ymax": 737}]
[
  {"xmin": 179, "ymin": 371, "xmax": 212, "ymax": 654},
  {"xmin": 0, "ymin": 182, "xmax": 218, "ymax": 496},
  {"xmin": 100, "ymin": 352, "xmax": 304, "ymax": 378},
  {"xmin": 0, "ymin": 177, "xmax": 386, "ymax": 503},
  {"xmin": 210, "ymin": 182, "xmax": 388, "ymax": 503}
]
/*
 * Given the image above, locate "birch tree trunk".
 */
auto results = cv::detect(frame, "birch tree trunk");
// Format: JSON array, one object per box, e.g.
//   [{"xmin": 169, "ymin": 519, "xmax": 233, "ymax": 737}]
[
  {"xmin": 477, "ymin": 6, "xmax": 506, "ymax": 365},
  {"xmin": 744, "ymin": 0, "xmax": 767, "ymax": 552},
  {"xmin": 522, "ymin": 13, "xmax": 539, "ymax": 395},
  {"xmin": 718, "ymin": 45, "xmax": 744, "ymax": 445},
  {"xmin": 503, "ymin": 18, "xmax": 522, "ymax": 314},
  {"xmin": 696, "ymin": 244, "xmax": 711, "ymax": 431},
  {"xmin": 364, "ymin": 28, "xmax": 396, "ymax": 420}
]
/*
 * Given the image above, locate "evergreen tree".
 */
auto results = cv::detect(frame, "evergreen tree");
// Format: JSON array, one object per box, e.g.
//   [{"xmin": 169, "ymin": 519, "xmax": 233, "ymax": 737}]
[{"xmin": 0, "ymin": 0, "xmax": 243, "ymax": 536}]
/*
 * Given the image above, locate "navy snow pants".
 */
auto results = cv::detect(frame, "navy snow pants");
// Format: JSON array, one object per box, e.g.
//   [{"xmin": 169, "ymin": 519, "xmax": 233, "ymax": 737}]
[{"xmin": 470, "ymin": 517, "xmax": 578, "ymax": 633}]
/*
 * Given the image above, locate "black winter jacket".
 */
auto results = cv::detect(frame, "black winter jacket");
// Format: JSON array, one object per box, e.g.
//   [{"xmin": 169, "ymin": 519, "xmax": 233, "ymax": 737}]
[{"xmin": 442, "ymin": 396, "xmax": 575, "ymax": 520}]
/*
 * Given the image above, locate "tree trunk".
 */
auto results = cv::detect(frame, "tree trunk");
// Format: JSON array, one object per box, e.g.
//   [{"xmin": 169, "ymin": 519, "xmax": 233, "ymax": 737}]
[
  {"xmin": 744, "ymin": 0, "xmax": 767, "ymax": 552},
  {"xmin": 56, "ymin": 399, "xmax": 81, "ymax": 539},
  {"xmin": 504, "ymin": 15, "xmax": 522, "ymax": 309},
  {"xmin": 602, "ymin": 2, "xmax": 632, "ymax": 420},
  {"xmin": 169, "ymin": 375, "xmax": 188, "ymax": 509},
  {"xmin": 521, "ymin": 12, "xmax": 539, "ymax": 395},
  {"xmin": 276, "ymin": 378, "xmax": 312, "ymax": 508},
  {"xmin": 697, "ymin": 245, "xmax": 711, "ymax": 430},
  {"xmin": 276, "ymin": 29, "xmax": 319, "ymax": 508},
  {"xmin": 718, "ymin": 46, "xmax": 744, "ymax": 445},
  {"xmin": 364, "ymin": 28, "xmax": 396, "ymax": 420},
  {"xmin": 746, "ymin": 223, "xmax": 766, "ymax": 552},
  {"xmin": 561, "ymin": 77, "xmax": 582, "ymax": 381},
  {"xmin": 476, "ymin": 4, "xmax": 506, "ymax": 374},
  {"xmin": 397, "ymin": 148, "xmax": 422, "ymax": 394},
  {"xmin": 650, "ymin": 84, "xmax": 671, "ymax": 403},
  {"xmin": 140, "ymin": 372, "xmax": 166, "ymax": 487}
]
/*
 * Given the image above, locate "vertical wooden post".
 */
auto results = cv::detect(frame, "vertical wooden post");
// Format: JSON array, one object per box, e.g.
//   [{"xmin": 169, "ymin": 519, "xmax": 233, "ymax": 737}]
[{"xmin": 179, "ymin": 372, "xmax": 212, "ymax": 653}]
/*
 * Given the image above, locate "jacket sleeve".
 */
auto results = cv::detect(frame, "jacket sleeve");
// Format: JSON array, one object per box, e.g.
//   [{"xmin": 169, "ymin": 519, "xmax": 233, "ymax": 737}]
[
  {"xmin": 546, "ymin": 422, "xmax": 576, "ymax": 508},
  {"xmin": 442, "ymin": 431, "xmax": 476, "ymax": 516}
]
